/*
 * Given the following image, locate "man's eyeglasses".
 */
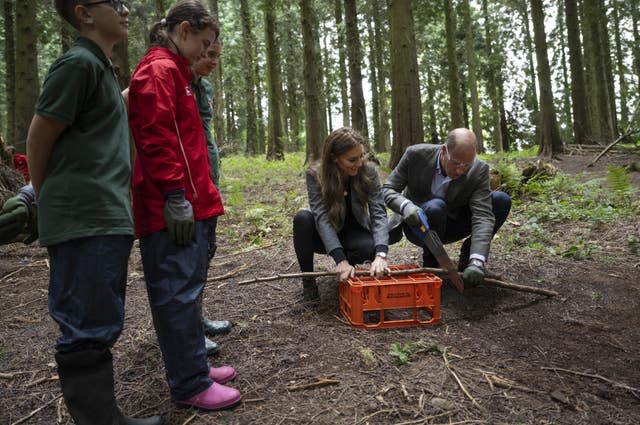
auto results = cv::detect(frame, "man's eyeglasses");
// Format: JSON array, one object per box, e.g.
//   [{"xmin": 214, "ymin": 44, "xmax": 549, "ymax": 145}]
[
  {"xmin": 84, "ymin": 0, "xmax": 128, "ymax": 14},
  {"xmin": 445, "ymin": 150, "xmax": 472, "ymax": 169}
]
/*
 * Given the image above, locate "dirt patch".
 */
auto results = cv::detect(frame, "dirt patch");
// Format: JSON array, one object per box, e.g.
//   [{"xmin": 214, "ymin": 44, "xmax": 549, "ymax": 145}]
[{"xmin": 1, "ymin": 150, "xmax": 639, "ymax": 425}]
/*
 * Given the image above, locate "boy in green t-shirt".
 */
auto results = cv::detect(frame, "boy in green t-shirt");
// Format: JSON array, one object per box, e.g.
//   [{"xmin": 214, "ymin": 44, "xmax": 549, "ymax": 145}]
[{"xmin": 26, "ymin": 1, "xmax": 160, "ymax": 424}]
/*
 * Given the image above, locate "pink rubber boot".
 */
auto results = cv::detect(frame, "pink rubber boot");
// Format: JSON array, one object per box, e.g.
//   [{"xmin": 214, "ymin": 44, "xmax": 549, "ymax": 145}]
[
  {"xmin": 177, "ymin": 382, "xmax": 241, "ymax": 411},
  {"xmin": 208, "ymin": 366, "xmax": 236, "ymax": 384}
]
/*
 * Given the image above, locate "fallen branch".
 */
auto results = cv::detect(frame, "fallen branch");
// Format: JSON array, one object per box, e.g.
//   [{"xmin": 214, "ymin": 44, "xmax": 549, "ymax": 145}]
[
  {"xmin": 207, "ymin": 263, "xmax": 250, "ymax": 282},
  {"xmin": 442, "ymin": 348, "xmax": 480, "ymax": 407},
  {"xmin": 286, "ymin": 377, "xmax": 340, "ymax": 391},
  {"xmin": 237, "ymin": 267, "xmax": 558, "ymax": 297},
  {"xmin": 11, "ymin": 393, "xmax": 62, "ymax": 425},
  {"xmin": 542, "ymin": 366, "xmax": 640, "ymax": 397},
  {"xmin": 588, "ymin": 128, "xmax": 640, "ymax": 167}
]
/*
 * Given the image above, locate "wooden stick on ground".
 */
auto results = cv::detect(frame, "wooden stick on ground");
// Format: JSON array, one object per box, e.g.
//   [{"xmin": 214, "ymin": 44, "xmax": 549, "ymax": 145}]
[
  {"xmin": 237, "ymin": 267, "xmax": 559, "ymax": 297},
  {"xmin": 11, "ymin": 394, "xmax": 62, "ymax": 425},
  {"xmin": 442, "ymin": 348, "xmax": 480, "ymax": 407},
  {"xmin": 286, "ymin": 377, "xmax": 340, "ymax": 391},
  {"xmin": 542, "ymin": 366, "xmax": 640, "ymax": 396},
  {"xmin": 588, "ymin": 128, "xmax": 640, "ymax": 167}
]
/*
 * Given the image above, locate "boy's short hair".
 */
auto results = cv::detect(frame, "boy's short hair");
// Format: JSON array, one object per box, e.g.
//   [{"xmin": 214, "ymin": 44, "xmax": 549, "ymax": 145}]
[{"xmin": 53, "ymin": 0, "xmax": 84, "ymax": 30}]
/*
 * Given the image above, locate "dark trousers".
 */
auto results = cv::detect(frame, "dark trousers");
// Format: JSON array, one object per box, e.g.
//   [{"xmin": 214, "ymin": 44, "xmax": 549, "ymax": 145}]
[
  {"xmin": 140, "ymin": 220, "xmax": 213, "ymax": 400},
  {"xmin": 293, "ymin": 209, "xmax": 375, "ymax": 272},
  {"xmin": 48, "ymin": 235, "xmax": 133, "ymax": 354},
  {"xmin": 403, "ymin": 191, "xmax": 512, "ymax": 264}
]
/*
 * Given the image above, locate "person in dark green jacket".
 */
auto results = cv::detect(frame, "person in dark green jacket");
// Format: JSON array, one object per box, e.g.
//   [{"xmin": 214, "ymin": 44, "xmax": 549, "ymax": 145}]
[{"xmin": 191, "ymin": 37, "xmax": 231, "ymax": 355}]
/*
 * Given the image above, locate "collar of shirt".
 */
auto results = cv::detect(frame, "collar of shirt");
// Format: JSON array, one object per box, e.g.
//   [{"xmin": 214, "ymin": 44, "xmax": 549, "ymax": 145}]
[{"xmin": 431, "ymin": 151, "xmax": 451, "ymax": 199}]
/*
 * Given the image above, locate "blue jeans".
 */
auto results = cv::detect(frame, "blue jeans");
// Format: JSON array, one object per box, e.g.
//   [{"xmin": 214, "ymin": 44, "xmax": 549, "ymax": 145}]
[
  {"xmin": 404, "ymin": 191, "xmax": 512, "ymax": 264},
  {"xmin": 140, "ymin": 220, "xmax": 213, "ymax": 401},
  {"xmin": 48, "ymin": 235, "xmax": 133, "ymax": 354}
]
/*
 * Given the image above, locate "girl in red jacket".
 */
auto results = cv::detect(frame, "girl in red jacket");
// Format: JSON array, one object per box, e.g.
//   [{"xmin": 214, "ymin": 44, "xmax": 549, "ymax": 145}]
[{"xmin": 128, "ymin": 0, "xmax": 240, "ymax": 411}]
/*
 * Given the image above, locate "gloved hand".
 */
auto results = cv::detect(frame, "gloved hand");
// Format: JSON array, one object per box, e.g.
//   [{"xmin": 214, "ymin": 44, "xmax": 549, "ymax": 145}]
[
  {"xmin": 402, "ymin": 203, "xmax": 422, "ymax": 227},
  {"xmin": 163, "ymin": 190, "xmax": 194, "ymax": 246},
  {"xmin": 462, "ymin": 260, "xmax": 485, "ymax": 285},
  {"xmin": 0, "ymin": 186, "xmax": 37, "ymax": 245}
]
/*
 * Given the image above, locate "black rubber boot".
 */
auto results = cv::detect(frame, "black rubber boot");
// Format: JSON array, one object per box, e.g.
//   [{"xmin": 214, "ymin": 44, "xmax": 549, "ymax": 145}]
[
  {"xmin": 202, "ymin": 318, "xmax": 232, "ymax": 336},
  {"xmin": 302, "ymin": 278, "xmax": 319, "ymax": 302},
  {"xmin": 55, "ymin": 348, "xmax": 162, "ymax": 425},
  {"xmin": 205, "ymin": 336, "xmax": 220, "ymax": 355}
]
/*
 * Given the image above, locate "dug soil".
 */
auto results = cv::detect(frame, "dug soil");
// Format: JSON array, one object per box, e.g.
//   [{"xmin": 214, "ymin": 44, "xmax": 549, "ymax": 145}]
[{"xmin": 2, "ymin": 149, "xmax": 639, "ymax": 425}]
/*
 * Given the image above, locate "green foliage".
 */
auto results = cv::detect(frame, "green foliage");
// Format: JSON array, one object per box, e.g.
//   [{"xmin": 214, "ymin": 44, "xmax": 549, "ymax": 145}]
[
  {"xmin": 628, "ymin": 234, "xmax": 639, "ymax": 255},
  {"xmin": 606, "ymin": 166, "xmax": 631, "ymax": 195},
  {"xmin": 491, "ymin": 160, "xmax": 521, "ymax": 194},
  {"xmin": 358, "ymin": 347, "xmax": 378, "ymax": 368},
  {"xmin": 389, "ymin": 340, "xmax": 441, "ymax": 365},
  {"xmin": 561, "ymin": 240, "xmax": 595, "ymax": 260}
]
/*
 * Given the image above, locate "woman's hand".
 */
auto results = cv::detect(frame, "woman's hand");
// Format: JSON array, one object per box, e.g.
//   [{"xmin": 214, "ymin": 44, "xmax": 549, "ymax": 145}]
[
  {"xmin": 370, "ymin": 255, "xmax": 389, "ymax": 278},
  {"xmin": 335, "ymin": 260, "xmax": 355, "ymax": 282}
]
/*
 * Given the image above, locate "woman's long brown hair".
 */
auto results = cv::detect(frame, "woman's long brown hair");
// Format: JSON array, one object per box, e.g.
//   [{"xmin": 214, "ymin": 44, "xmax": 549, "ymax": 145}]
[{"xmin": 311, "ymin": 127, "xmax": 373, "ymax": 229}]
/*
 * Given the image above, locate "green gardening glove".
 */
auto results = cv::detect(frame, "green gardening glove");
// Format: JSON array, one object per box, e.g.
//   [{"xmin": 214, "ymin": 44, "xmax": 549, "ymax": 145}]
[
  {"xmin": 401, "ymin": 203, "xmax": 422, "ymax": 227},
  {"xmin": 163, "ymin": 190, "xmax": 195, "ymax": 246},
  {"xmin": 462, "ymin": 259, "xmax": 485, "ymax": 285},
  {"xmin": 0, "ymin": 196, "xmax": 28, "ymax": 244}
]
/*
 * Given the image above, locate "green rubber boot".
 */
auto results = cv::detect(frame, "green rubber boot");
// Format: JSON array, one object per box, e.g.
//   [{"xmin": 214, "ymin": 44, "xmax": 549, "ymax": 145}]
[{"xmin": 202, "ymin": 318, "xmax": 232, "ymax": 336}]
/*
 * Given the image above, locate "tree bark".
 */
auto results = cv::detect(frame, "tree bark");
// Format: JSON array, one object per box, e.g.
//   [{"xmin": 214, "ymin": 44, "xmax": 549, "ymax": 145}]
[
  {"xmin": 13, "ymin": 0, "xmax": 39, "ymax": 153},
  {"xmin": 344, "ymin": 0, "xmax": 370, "ymax": 139},
  {"xmin": 531, "ymin": 0, "xmax": 564, "ymax": 156},
  {"xmin": 209, "ymin": 0, "xmax": 225, "ymax": 150},
  {"xmin": 388, "ymin": 0, "xmax": 423, "ymax": 169},
  {"xmin": 565, "ymin": 0, "xmax": 590, "ymax": 145},
  {"xmin": 300, "ymin": 0, "xmax": 327, "ymax": 163},
  {"xmin": 372, "ymin": 0, "xmax": 390, "ymax": 152},
  {"xmin": 3, "ymin": 0, "xmax": 15, "ymax": 148},
  {"xmin": 481, "ymin": 0, "xmax": 502, "ymax": 152},
  {"xmin": 240, "ymin": 0, "xmax": 258, "ymax": 156},
  {"xmin": 520, "ymin": 0, "xmax": 539, "ymax": 128},
  {"xmin": 264, "ymin": 0, "xmax": 285, "ymax": 160},
  {"xmin": 462, "ymin": 0, "xmax": 482, "ymax": 152},
  {"xmin": 611, "ymin": 1, "xmax": 628, "ymax": 131},
  {"xmin": 334, "ymin": 0, "xmax": 350, "ymax": 127},
  {"xmin": 444, "ymin": 0, "xmax": 464, "ymax": 129},
  {"xmin": 366, "ymin": 9, "xmax": 381, "ymax": 152}
]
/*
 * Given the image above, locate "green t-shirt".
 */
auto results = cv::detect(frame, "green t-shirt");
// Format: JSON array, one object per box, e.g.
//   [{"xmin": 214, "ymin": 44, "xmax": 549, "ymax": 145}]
[
  {"xmin": 192, "ymin": 77, "xmax": 220, "ymax": 186},
  {"xmin": 35, "ymin": 37, "xmax": 133, "ymax": 246}
]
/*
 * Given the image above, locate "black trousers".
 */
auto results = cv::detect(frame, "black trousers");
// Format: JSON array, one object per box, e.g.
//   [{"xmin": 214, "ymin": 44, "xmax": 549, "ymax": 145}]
[{"xmin": 293, "ymin": 210, "xmax": 375, "ymax": 272}]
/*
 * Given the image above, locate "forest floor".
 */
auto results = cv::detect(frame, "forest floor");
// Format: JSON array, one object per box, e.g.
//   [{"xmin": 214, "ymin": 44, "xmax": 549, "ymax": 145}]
[{"xmin": 1, "ymin": 147, "xmax": 639, "ymax": 425}]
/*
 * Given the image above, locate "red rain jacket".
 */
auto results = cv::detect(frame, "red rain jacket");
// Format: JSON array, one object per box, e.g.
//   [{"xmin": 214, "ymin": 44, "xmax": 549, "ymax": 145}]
[{"xmin": 128, "ymin": 47, "xmax": 223, "ymax": 238}]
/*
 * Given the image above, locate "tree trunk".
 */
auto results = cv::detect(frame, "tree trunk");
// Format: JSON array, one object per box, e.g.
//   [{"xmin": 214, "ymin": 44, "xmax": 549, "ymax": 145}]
[
  {"xmin": 388, "ymin": 0, "xmax": 423, "ymax": 169},
  {"xmin": 13, "ymin": 0, "xmax": 39, "ymax": 154},
  {"xmin": 531, "ymin": 0, "xmax": 564, "ymax": 156},
  {"xmin": 300, "ymin": 0, "xmax": 327, "ymax": 163},
  {"xmin": 462, "ymin": 0, "xmax": 482, "ymax": 152},
  {"xmin": 632, "ymin": 0, "xmax": 640, "ymax": 86},
  {"xmin": 611, "ymin": 0, "xmax": 628, "ymax": 131},
  {"xmin": 240, "ymin": 0, "xmax": 258, "ymax": 156},
  {"xmin": 3, "ymin": 0, "xmax": 15, "ymax": 148},
  {"xmin": 334, "ymin": 0, "xmax": 350, "ymax": 127},
  {"xmin": 444, "ymin": 0, "xmax": 464, "ymax": 129},
  {"xmin": 283, "ymin": 24, "xmax": 302, "ymax": 151},
  {"xmin": 344, "ymin": 0, "xmax": 369, "ymax": 139},
  {"xmin": 556, "ymin": 1, "xmax": 572, "ymax": 143},
  {"xmin": 425, "ymin": 63, "xmax": 439, "ymax": 144},
  {"xmin": 209, "ymin": 0, "xmax": 225, "ymax": 150},
  {"xmin": 521, "ymin": 1, "xmax": 539, "ymax": 127},
  {"xmin": 255, "ymin": 57, "xmax": 266, "ymax": 155},
  {"xmin": 366, "ymin": 10, "xmax": 381, "ymax": 152},
  {"xmin": 565, "ymin": 0, "xmax": 590, "ymax": 145},
  {"xmin": 481, "ymin": 0, "xmax": 502, "ymax": 152},
  {"xmin": 264, "ymin": 0, "xmax": 285, "ymax": 161},
  {"xmin": 112, "ymin": 41, "xmax": 130, "ymax": 89},
  {"xmin": 372, "ymin": 0, "xmax": 390, "ymax": 152}
]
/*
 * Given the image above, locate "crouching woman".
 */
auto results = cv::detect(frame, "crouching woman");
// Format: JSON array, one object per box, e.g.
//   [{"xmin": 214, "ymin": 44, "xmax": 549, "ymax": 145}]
[{"xmin": 293, "ymin": 127, "xmax": 389, "ymax": 301}]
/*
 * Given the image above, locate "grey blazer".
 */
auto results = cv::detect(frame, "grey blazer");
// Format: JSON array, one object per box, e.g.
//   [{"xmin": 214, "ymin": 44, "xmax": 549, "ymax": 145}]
[
  {"xmin": 383, "ymin": 144, "xmax": 495, "ymax": 259},
  {"xmin": 306, "ymin": 165, "xmax": 389, "ymax": 256}
]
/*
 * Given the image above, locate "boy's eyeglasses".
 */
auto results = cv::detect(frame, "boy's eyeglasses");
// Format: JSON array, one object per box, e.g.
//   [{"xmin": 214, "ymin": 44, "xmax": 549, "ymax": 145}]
[{"xmin": 84, "ymin": 0, "xmax": 128, "ymax": 14}]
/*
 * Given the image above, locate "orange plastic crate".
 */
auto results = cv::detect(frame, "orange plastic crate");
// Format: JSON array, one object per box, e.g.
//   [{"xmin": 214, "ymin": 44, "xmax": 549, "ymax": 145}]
[{"xmin": 339, "ymin": 265, "xmax": 442, "ymax": 329}]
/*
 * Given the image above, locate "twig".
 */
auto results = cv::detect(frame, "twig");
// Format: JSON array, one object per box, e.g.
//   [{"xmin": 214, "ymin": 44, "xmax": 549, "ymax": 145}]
[
  {"xmin": 392, "ymin": 411, "xmax": 458, "ymax": 425},
  {"xmin": 542, "ymin": 366, "xmax": 640, "ymax": 396},
  {"xmin": 213, "ymin": 242, "xmax": 277, "ymax": 260},
  {"xmin": 181, "ymin": 413, "xmax": 198, "ymax": 425},
  {"xmin": 442, "ymin": 348, "xmax": 480, "ymax": 407},
  {"xmin": 287, "ymin": 377, "xmax": 340, "ymax": 391},
  {"xmin": 237, "ymin": 267, "xmax": 559, "ymax": 297},
  {"xmin": 207, "ymin": 263, "xmax": 250, "ymax": 282},
  {"xmin": 26, "ymin": 374, "xmax": 59, "ymax": 388},
  {"xmin": 354, "ymin": 409, "xmax": 395, "ymax": 425},
  {"xmin": 11, "ymin": 393, "xmax": 63, "ymax": 425}
]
